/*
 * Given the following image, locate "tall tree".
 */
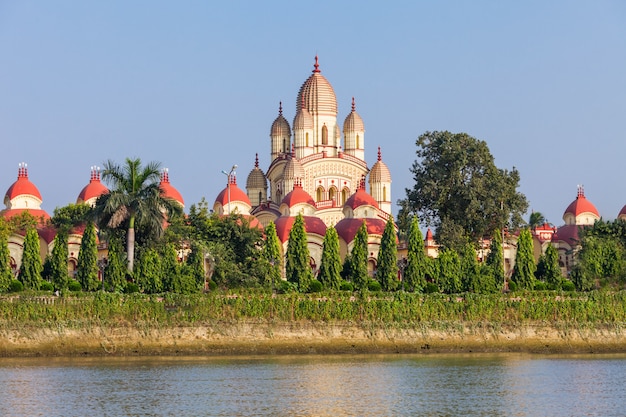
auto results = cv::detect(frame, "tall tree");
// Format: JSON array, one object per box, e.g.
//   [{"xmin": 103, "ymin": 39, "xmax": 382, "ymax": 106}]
[
  {"xmin": 76, "ymin": 223, "xmax": 100, "ymax": 291},
  {"xmin": 535, "ymin": 244, "xmax": 562, "ymax": 289},
  {"xmin": 261, "ymin": 221, "xmax": 283, "ymax": 289},
  {"xmin": 0, "ymin": 219, "xmax": 13, "ymax": 292},
  {"xmin": 135, "ymin": 247, "xmax": 163, "ymax": 294},
  {"xmin": 186, "ymin": 241, "xmax": 207, "ymax": 290},
  {"xmin": 285, "ymin": 214, "xmax": 313, "ymax": 292},
  {"xmin": 377, "ymin": 217, "xmax": 398, "ymax": 291},
  {"xmin": 104, "ymin": 235, "xmax": 127, "ymax": 292},
  {"xmin": 512, "ymin": 228, "xmax": 536, "ymax": 290},
  {"xmin": 349, "ymin": 221, "xmax": 370, "ymax": 291},
  {"xmin": 399, "ymin": 131, "xmax": 528, "ymax": 252},
  {"xmin": 18, "ymin": 227, "xmax": 43, "ymax": 289},
  {"xmin": 528, "ymin": 211, "xmax": 547, "ymax": 229},
  {"xmin": 485, "ymin": 229, "xmax": 505, "ymax": 292},
  {"xmin": 93, "ymin": 158, "xmax": 182, "ymax": 273},
  {"xmin": 317, "ymin": 226, "xmax": 342, "ymax": 290},
  {"xmin": 404, "ymin": 217, "xmax": 427, "ymax": 292},
  {"xmin": 460, "ymin": 241, "xmax": 480, "ymax": 293},
  {"xmin": 49, "ymin": 231, "xmax": 69, "ymax": 290},
  {"xmin": 436, "ymin": 248, "xmax": 462, "ymax": 294},
  {"xmin": 160, "ymin": 243, "xmax": 181, "ymax": 292}
]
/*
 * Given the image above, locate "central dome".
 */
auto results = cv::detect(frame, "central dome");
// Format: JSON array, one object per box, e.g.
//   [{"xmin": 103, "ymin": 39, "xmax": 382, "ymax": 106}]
[{"xmin": 296, "ymin": 56, "xmax": 337, "ymax": 117}]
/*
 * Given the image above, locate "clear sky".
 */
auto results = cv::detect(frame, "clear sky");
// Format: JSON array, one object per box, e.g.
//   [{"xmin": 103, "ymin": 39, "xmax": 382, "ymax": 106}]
[{"xmin": 1, "ymin": 1, "xmax": 625, "ymax": 226}]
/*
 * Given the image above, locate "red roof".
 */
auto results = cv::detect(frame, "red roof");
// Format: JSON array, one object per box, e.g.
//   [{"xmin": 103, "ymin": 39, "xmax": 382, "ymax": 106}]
[
  {"xmin": 5, "ymin": 165, "xmax": 42, "ymax": 201},
  {"xmin": 77, "ymin": 169, "xmax": 108, "ymax": 203},
  {"xmin": 334, "ymin": 217, "xmax": 386, "ymax": 244},
  {"xmin": 555, "ymin": 224, "xmax": 585, "ymax": 246},
  {"xmin": 1, "ymin": 208, "xmax": 50, "ymax": 222},
  {"xmin": 274, "ymin": 215, "xmax": 327, "ymax": 243},
  {"xmin": 159, "ymin": 170, "xmax": 184, "ymax": 206},
  {"xmin": 281, "ymin": 183, "xmax": 315, "ymax": 207},
  {"xmin": 564, "ymin": 187, "xmax": 599, "ymax": 218},
  {"xmin": 215, "ymin": 177, "xmax": 251, "ymax": 207},
  {"xmin": 344, "ymin": 181, "xmax": 379, "ymax": 210}
]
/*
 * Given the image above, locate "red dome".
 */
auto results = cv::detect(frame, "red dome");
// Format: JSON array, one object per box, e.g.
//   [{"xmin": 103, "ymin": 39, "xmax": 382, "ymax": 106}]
[
  {"xmin": 619, "ymin": 205, "xmax": 626, "ymax": 218},
  {"xmin": 1, "ymin": 208, "xmax": 50, "ymax": 222},
  {"xmin": 159, "ymin": 170, "xmax": 184, "ymax": 206},
  {"xmin": 334, "ymin": 217, "xmax": 386, "ymax": 244},
  {"xmin": 281, "ymin": 182, "xmax": 315, "ymax": 207},
  {"xmin": 274, "ymin": 215, "xmax": 327, "ymax": 243},
  {"xmin": 344, "ymin": 187, "xmax": 379, "ymax": 210},
  {"xmin": 215, "ymin": 177, "xmax": 251, "ymax": 207},
  {"xmin": 77, "ymin": 168, "xmax": 108, "ymax": 204},
  {"xmin": 5, "ymin": 165, "xmax": 42, "ymax": 202},
  {"xmin": 564, "ymin": 187, "xmax": 599, "ymax": 218},
  {"xmin": 555, "ymin": 224, "xmax": 583, "ymax": 246}
]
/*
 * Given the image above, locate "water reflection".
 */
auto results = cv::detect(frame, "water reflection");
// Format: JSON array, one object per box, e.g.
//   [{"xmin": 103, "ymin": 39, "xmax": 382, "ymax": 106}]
[{"xmin": 0, "ymin": 354, "xmax": 624, "ymax": 416}]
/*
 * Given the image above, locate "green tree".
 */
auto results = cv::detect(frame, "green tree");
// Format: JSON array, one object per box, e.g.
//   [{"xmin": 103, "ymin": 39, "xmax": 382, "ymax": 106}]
[
  {"xmin": 535, "ymin": 244, "xmax": 562, "ymax": 289},
  {"xmin": 377, "ymin": 217, "xmax": 398, "ymax": 291},
  {"xmin": 186, "ymin": 241, "xmax": 207, "ymax": 290},
  {"xmin": 50, "ymin": 203, "xmax": 92, "ymax": 231},
  {"xmin": 285, "ymin": 214, "xmax": 313, "ymax": 291},
  {"xmin": 436, "ymin": 248, "xmax": 462, "ymax": 294},
  {"xmin": 349, "ymin": 221, "xmax": 370, "ymax": 291},
  {"xmin": 460, "ymin": 241, "xmax": 480, "ymax": 292},
  {"xmin": 76, "ymin": 223, "xmax": 100, "ymax": 291},
  {"xmin": 135, "ymin": 247, "xmax": 163, "ymax": 294},
  {"xmin": 49, "ymin": 231, "xmax": 69, "ymax": 290},
  {"xmin": 104, "ymin": 235, "xmax": 127, "ymax": 292},
  {"xmin": 0, "ymin": 219, "xmax": 13, "ymax": 292},
  {"xmin": 404, "ymin": 217, "xmax": 427, "ymax": 292},
  {"xmin": 317, "ymin": 227, "xmax": 342, "ymax": 290},
  {"xmin": 485, "ymin": 229, "xmax": 504, "ymax": 292},
  {"xmin": 18, "ymin": 227, "xmax": 43, "ymax": 289},
  {"xmin": 93, "ymin": 158, "xmax": 182, "ymax": 273},
  {"xmin": 261, "ymin": 221, "xmax": 283, "ymax": 290},
  {"xmin": 160, "ymin": 243, "xmax": 181, "ymax": 292},
  {"xmin": 512, "ymin": 228, "xmax": 536, "ymax": 290},
  {"xmin": 528, "ymin": 211, "xmax": 547, "ymax": 229},
  {"xmin": 399, "ymin": 131, "xmax": 528, "ymax": 252}
]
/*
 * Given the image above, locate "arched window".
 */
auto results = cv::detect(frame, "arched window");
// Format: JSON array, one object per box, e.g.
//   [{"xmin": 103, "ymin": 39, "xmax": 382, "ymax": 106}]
[
  {"xmin": 283, "ymin": 138, "xmax": 288, "ymax": 154},
  {"xmin": 382, "ymin": 186, "xmax": 387, "ymax": 201},
  {"xmin": 356, "ymin": 134, "xmax": 360, "ymax": 149},
  {"xmin": 329, "ymin": 187, "xmax": 337, "ymax": 203},
  {"xmin": 322, "ymin": 124, "xmax": 328, "ymax": 145},
  {"xmin": 316, "ymin": 186, "xmax": 324, "ymax": 202},
  {"xmin": 306, "ymin": 132, "xmax": 309, "ymax": 147},
  {"xmin": 342, "ymin": 188, "xmax": 349, "ymax": 205}
]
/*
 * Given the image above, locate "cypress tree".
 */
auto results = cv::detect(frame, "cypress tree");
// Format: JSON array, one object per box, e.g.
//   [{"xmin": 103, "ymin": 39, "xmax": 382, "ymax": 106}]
[
  {"xmin": 404, "ymin": 217, "xmax": 427, "ymax": 292},
  {"xmin": 512, "ymin": 228, "xmax": 536, "ymax": 290},
  {"xmin": 350, "ymin": 221, "xmax": 370, "ymax": 291},
  {"xmin": 318, "ymin": 227, "xmax": 342, "ymax": 290},
  {"xmin": 285, "ymin": 214, "xmax": 312, "ymax": 292},
  {"xmin": 262, "ymin": 221, "xmax": 283, "ymax": 290},
  {"xmin": 76, "ymin": 223, "xmax": 100, "ymax": 291},
  {"xmin": 460, "ymin": 241, "xmax": 480, "ymax": 293},
  {"xmin": 486, "ymin": 229, "xmax": 505, "ymax": 291},
  {"xmin": 136, "ymin": 247, "xmax": 163, "ymax": 294},
  {"xmin": 186, "ymin": 241, "xmax": 207, "ymax": 290},
  {"xmin": 19, "ymin": 227, "xmax": 42, "ymax": 289},
  {"xmin": 0, "ymin": 220, "xmax": 13, "ymax": 292},
  {"xmin": 536, "ymin": 244, "xmax": 562, "ymax": 289},
  {"xmin": 436, "ymin": 248, "xmax": 462, "ymax": 294},
  {"xmin": 161, "ymin": 243, "xmax": 182, "ymax": 292},
  {"xmin": 104, "ymin": 236, "xmax": 127, "ymax": 292},
  {"xmin": 377, "ymin": 216, "xmax": 398, "ymax": 291},
  {"xmin": 49, "ymin": 231, "xmax": 69, "ymax": 290}
]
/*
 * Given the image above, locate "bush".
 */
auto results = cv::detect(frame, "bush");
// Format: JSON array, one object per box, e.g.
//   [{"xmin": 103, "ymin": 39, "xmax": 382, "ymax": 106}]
[
  {"xmin": 534, "ymin": 281, "xmax": 547, "ymax": 291},
  {"xmin": 68, "ymin": 280, "xmax": 82, "ymax": 292},
  {"xmin": 40, "ymin": 281, "xmax": 54, "ymax": 292},
  {"xmin": 207, "ymin": 280, "xmax": 217, "ymax": 291},
  {"xmin": 339, "ymin": 281, "xmax": 354, "ymax": 292},
  {"xmin": 277, "ymin": 280, "xmax": 298, "ymax": 294},
  {"xmin": 308, "ymin": 279, "xmax": 323, "ymax": 293},
  {"xmin": 561, "ymin": 280, "xmax": 576, "ymax": 292},
  {"xmin": 8, "ymin": 279, "xmax": 23, "ymax": 293},
  {"xmin": 507, "ymin": 279, "xmax": 518, "ymax": 292},
  {"xmin": 424, "ymin": 282, "xmax": 439, "ymax": 294},
  {"xmin": 367, "ymin": 279, "xmax": 382, "ymax": 292},
  {"xmin": 125, "ymin": 282, "xmax": 140, "ymax": 294}
]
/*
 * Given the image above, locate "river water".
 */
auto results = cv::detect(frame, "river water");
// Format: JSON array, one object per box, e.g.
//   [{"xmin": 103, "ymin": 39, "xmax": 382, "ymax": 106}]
[{"xmin": 0, "ymin": 353, "xmax": 623, "ymax": 416}]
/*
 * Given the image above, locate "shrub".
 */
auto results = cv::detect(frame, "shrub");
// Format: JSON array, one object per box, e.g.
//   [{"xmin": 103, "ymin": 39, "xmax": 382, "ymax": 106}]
[
  {"xmin": 561, "ymin": 280, "xmax": 576, "ymax": 292},
  {"xmin": 367, "ymin": 279, "xmax": 382, "ymax": 292},
  {"xmin": 8, "ymin": 279, "xmax": 23, "ymax": 293},
  {"xmin": 424, "ymin": 282, "xmax": 439, "ymax": 294},
  {"xmin": 277, "ymin": 280, "xmax": 298, "ymax": 294},
  {"xmin": 125, "ymin": 282, "xmax": 140, "ymax": 294},
  {"xmin": 507, "ymin": 279, "xmax": 518, "ymax": 292},
  {"xmin": 308, "ymin": 279, "xmax": 323, "ymax": 293},
  {"xmin": 68, "ymin": 280, "xmax": 82, "ymax": 292},
  {"xmin": 40, "ymin": 281, "xmax": 54, "ymax": 292},
  {"xmin": 534, "ymin": 281, "xmax": 547, "ymax": 291},
  {"xmin": 339, "ymin": 280, "xmax": 354, "ymax": 292},
  {"xmin": 207, "ymin": 280, "xmax": 217, "ymax": 291}
]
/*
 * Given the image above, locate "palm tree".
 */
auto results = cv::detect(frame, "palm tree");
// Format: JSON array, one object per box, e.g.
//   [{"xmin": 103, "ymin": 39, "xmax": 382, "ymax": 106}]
[
  {"xmin": 93, "ymin": 158, "xmax": 182, "ymax": 273},
  {"xmin": 528, "ymin": 211, "xmax": 547, "ymax": 229}
]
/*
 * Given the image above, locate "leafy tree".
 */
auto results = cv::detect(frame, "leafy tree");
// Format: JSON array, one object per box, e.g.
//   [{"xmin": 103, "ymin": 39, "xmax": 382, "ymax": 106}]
[
  {"xmin": 528, "ymin": 211, "xmax": 547, "ymax": 229},
  {"xmin": 317, "ymin": 226, "xmax": 342, "ymax": 290},
  {"xmin": 50, "ymin": 203, "xmax": 92, "ymax": 231},
  {"xmin": 18, "ymin": 227, "xmax": 43, "ymax": 289},
  {"xmin": 436, "ymin": 248, "xmax": 462, "ymax": 294},
  {"xmin": 160, "ymin": 243, "xmax": 182, "ymax": 292},
  {"xmin": 261, "ymin": 221, "xmax": 283, "ymax": 289},
  {"xmin": 186, "ymin": 241, "xmax": 207, "ymax": 290},
  {"xmin": 512, "ymin": 228, "xmax": 536, "ymax": 290},
  {"xmin": 0, "ymin": 219, "xmax": 13, "ymax": 292},
  {"xmin": 285, "ymin": 214, "xmax": 313, "ymax": 291},
  {"xmin": 485, "ymin": 229, "xmax": 504, "ymax": 292},
  {"xmin": 135, "ymin": 247, "xmax": 163, "ymax": 294},
  {"xmin": 535, "ymin": 244, "xmax": 562, "ymax": 289},
  {"xmin": 104, "ymin": 235, "xmax": 127, "ymax": 292},
  {"xmin": 8, "ymin": 211, "xmax": 39, "ymax": 232},
  {"xmin": 460, "ymin": 241, "xmax": 481, "ymax": 292},
  {"xmin": 404, "ymin": 217, "xmax": 427, "ymax": 292},
  {"xmin": 377, "ymin": 217, "xmax": 398, "ymax": 291},
  {"xmin": 49, "ymin": 231, "xmax": 69, "ymax": 290},
  {"xmin": 349, "ymin": 221, "xmax": 370, "ymax": 291},
  {"xmin": 93, "ymin": 157, "xmax": 182, "ymax": 272},
  {"xmin": 399, "ymin": 131, "xmax": 528, "ymax": 252},
  {"xmin": 76, "ymin": 223, "xmax": 100, "ymax": 291}
]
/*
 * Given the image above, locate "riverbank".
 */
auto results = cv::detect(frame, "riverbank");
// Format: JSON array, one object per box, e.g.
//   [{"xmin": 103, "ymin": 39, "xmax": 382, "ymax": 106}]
[{"xmin": 2, "ymin": 320, "xmax": 626, "ymax": 357}]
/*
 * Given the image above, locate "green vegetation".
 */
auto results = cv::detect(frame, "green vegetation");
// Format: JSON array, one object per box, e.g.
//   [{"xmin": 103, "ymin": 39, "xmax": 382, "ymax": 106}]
[
  {"xmin": 376, "ymin": 217, "xmax": 398, "ymax": 291},
  {"xmin": 285, "ymin": 214, "xmax": 313, "ymax": 292},
  {"xmin": 404, "ymin": 217, "xmax": 427, "ymax": 292},
  {"xmin": 19, "ymin": 227, "xmax": 42, "ymax": 290},
  {"xmin": 76, "ymin": 223, "xmax": 100, "ymax": 291},
  {"xmin": 512, "ymin": 228, "xmax": 536, "ymax": 290},
  {"xmin": 318, "ymin": 227, "xmax": 342, "ymax": 290},
  {"xmin": 348, "ymin": 221, "xmax": 369, "ymax": 291}
]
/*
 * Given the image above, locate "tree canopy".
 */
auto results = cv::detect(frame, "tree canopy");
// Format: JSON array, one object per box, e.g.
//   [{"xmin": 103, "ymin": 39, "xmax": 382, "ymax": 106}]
[{"xmin": 399, "ymin": 131, "xmax": 528, "ymax": 251}]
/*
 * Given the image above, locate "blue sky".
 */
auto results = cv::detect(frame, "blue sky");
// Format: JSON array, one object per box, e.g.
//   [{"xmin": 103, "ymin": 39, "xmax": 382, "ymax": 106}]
[{"xmin": 1, "ymin": 1, "xmax": 625, "ymax": 226}]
